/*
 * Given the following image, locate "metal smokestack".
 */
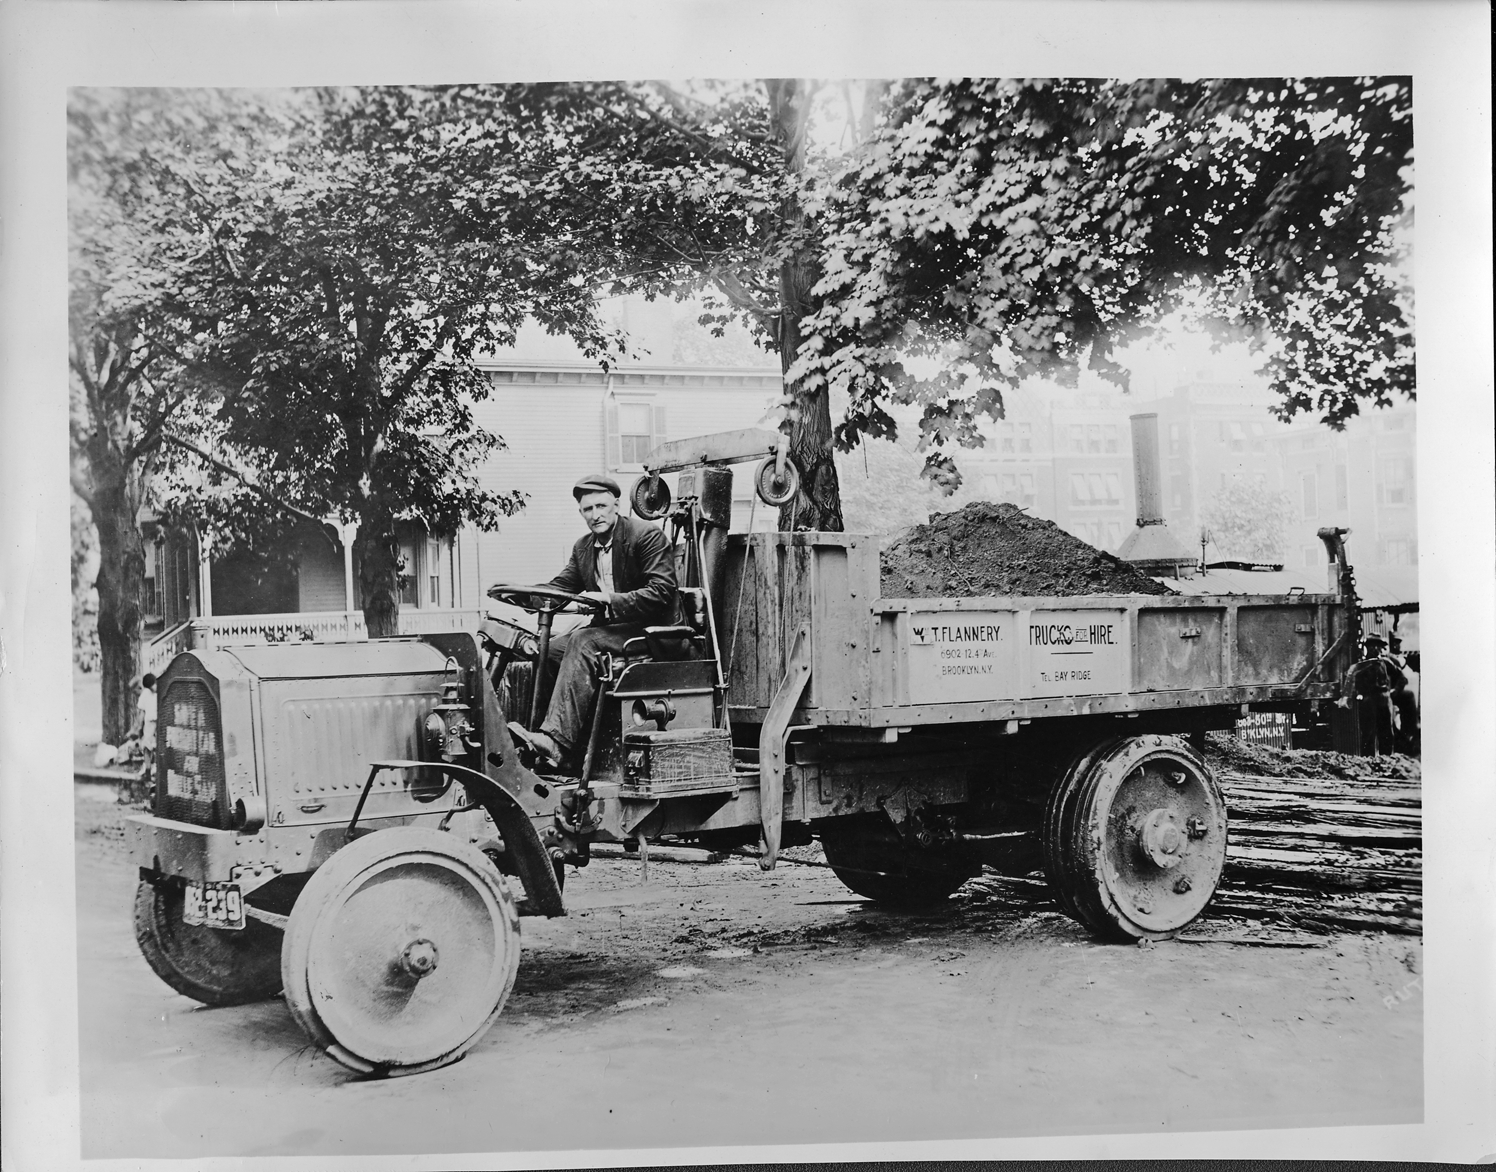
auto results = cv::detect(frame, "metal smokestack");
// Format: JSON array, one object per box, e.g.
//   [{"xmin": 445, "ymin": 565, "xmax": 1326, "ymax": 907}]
[
  {"xmin": 1117, "ymin": 411, "xmax": 1192, "ymax": 577},
  {"xmin": 1130, "ymin": 413, "xmax": 1165, "ymax": 526}
]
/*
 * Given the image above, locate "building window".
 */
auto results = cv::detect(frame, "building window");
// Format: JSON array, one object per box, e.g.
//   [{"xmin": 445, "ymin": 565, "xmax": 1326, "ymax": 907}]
[
  {"xmin": 1170, "ymin": 473, "xmax": 1186, "ymax": 509},
  {"xmin": 1377, "ymin": 458, "xmax": 1413, "ymax": 506},
  {"xmin": 1087, "ymin": 425, "xmax": 1102, "ymax": 453},
  {"xmin": 1000, "ymin": 472, "xmax": 1017, "ymax": 498},
  {"xmin": 1381, "ymin": 537, "xmax": 1416, "ymax": 565},
  {"xmin": 982, "ymin": 474, "xmax": 1001, "ymax": 496},
  {"xmin": 398, "ymin": 537, "xmax": 418, "ymax": 606},
  {"xmin": 1070, "ymin": 473, "xmax": 1091, "ymax": 504},
  {"xmin": 1018, "ymin": 423, "xmax": 1032, "ymax": 453},
  {"xmin": 1168, "ymin": 423, "xmax": 1182, "ymax": 456},
  {"xmin": 1228, "ymin": 422, "xmax": 1246, "ymax": 453},
  {"xmin": 1018, "ymin": 473, "xmax": 1036, "ymax": 507},
  {"xmin": 1335, "ymin": 464, "xmax": 1349, "ymax": 510},
  {"xmin": 618, "ymin": 401, "xmax": 654, "ymax": 464},
  {"xmin": 1069, "ymin": 425, "xmax": 1085, "ymax": 453},
  {"xmin": 607, "ymin": 396, "xmax": 666, "ymax": 470},
  {"xmin": 1106, "ymin": 521, "xmax": 1123, "ymax": 548},
  {"xmin": 426, "ymin": 538, "xmax": 443, "ymax": 607},
  {"xmin": 1249, "ymin": 422, "xmax": 1265, "ymax": 452},
  {"xmin": 1000, "ymin": 425, "xmax": 1015, "ymax": 454},
  {"xmin": 1301, "ymin": 471, "xmax": 1318, "ymax": 520}
]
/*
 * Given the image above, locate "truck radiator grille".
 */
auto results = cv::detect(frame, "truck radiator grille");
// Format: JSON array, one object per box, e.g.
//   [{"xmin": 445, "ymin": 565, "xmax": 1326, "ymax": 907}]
[{"xmin": 155, "ymin": 679, "xmax": 231, "ymax": 829}]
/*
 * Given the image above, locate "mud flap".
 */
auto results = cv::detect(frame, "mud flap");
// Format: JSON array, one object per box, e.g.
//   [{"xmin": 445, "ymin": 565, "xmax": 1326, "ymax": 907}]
[{"xmin": 757, "ymin": 623, "xmax": 813, "ymax": 871}]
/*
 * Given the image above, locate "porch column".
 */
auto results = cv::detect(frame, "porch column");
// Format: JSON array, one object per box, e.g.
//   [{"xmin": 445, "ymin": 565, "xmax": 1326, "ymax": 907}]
[
  {"xmin": 197, "ymin": 528, "xmax": 213, "ymax": 619},
  {"xmin": 340, "ymin": 520, "xmax": 359, "ymax": 638}
]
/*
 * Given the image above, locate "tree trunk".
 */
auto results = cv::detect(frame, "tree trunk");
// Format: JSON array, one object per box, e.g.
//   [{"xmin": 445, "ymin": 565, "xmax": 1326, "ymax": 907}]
[
  {"xmin": 355, "ymin": 512, "xmax": 402, "ymax": 639},
  {"xmin": 766, "ymin": 78, "xmax": 844, "ymax": 533},
  {"xmin": 88, "ymin": 445, "xmax": 145, "ymax": 746}
]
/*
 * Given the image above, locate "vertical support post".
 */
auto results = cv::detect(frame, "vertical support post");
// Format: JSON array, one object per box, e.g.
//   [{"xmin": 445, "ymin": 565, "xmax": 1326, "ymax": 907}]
[
  {"xmin": 340, "ymin": 520, "xmax": 359, "ymax": 640},
  {"xmin": 197, "ymin": 528, "xmax": 214, "ymax": 619},
  {"xmin": 757, "ymin": 622, "xmax": 813, "ymax": 871}
]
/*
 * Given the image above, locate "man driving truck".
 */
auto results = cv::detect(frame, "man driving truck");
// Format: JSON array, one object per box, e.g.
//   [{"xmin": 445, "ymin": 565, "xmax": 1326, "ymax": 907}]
[{"xmin": 502, "ymin": 474, "xmax": 676, "ymax": 768}]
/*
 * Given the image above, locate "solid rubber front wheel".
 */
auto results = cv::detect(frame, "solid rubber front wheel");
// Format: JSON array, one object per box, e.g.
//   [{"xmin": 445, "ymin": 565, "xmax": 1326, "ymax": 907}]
[
  {"xmin": 133, "ymin": 881, "xmax": 284, "ymax": 1006},
  {"xmin": 281, "ymin": 827, "xmax": 521, "ymax": 1077}
]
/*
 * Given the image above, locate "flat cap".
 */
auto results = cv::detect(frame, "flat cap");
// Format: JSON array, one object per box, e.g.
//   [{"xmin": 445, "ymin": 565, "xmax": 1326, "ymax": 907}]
[{"xmin": 572, "ymin": 474, "xmax": 621, "ymax": 500}]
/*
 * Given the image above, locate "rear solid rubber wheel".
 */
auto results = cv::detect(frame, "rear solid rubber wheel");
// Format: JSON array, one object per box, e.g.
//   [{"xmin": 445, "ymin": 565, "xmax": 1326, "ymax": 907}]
[
  {"xmin": 281, "ymin": 827, "xmax": 520, "ymax": 1077},
  {"xmin": 133, "ymin": 881, "xmax": 284, "ymax": 1006},
  {"xmin": 1044, "ymin": 735, "xmax": 1227, "ymax": 941},
  {"xmin": 819, "ymin": 821, "xmax": 970, "ymax": 907}
]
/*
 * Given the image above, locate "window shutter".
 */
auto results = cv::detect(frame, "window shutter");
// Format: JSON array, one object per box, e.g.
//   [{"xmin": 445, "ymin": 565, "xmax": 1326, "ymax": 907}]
[
  {"xmin": 605, "ymin": 397, "xmax": 621, "ymax": 470},
  {"xmin": 651, "ymin": 402, "xmax": 668, "ymax": 458}
]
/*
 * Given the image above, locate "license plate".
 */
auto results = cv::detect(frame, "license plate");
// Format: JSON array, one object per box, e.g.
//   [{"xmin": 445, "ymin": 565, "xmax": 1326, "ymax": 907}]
[{"xmin": 183, "ymin": 881, "xmax": 245, "ymax": 931}]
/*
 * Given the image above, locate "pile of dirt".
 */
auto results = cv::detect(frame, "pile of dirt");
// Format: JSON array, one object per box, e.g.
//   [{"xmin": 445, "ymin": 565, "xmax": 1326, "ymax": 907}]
[
  {"xmin": 880, "ymin": 502, "xmax": 1173, "ymax": 598},
  {"xmin": 1205, "ymin": 734, "xmax": 1422, "ymax": 782}
]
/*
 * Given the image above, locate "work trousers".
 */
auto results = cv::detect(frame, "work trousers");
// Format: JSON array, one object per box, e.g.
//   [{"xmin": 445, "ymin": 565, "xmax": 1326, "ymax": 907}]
[{"xmin": 537, "ymin": 624, "xmax": 645, "ymax": 756}]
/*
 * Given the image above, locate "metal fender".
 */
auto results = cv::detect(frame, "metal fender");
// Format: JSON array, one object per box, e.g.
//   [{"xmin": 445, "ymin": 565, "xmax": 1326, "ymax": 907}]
[{"xmin": 354, "ymin": 755, "xmax": 565, "ymax": 917}]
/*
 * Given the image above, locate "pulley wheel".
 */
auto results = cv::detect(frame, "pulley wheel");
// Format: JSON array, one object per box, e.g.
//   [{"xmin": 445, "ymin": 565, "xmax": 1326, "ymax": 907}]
[
  {"xmin": 281, "ymin": 827, "xmax": 520, "ymax": 1076},
  {"xmin": 134, "ymin": 880, "xmax": 284, "ymax": 1006},
  {"xmin": 630, "ymin": 473, "xmax": 672, "ymax": 520},
  {"xmin": 1046, "ymin": 735, "xmax": 1227, "ymax": 941},
  {"xmin": 754, "ymin": 455, "xmax": 800, "ymax": 507}
]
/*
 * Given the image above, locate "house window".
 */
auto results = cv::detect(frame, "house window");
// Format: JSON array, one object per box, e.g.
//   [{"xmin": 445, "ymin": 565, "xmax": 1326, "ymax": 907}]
[
  {"xmin": 1377, "ymin": 458, "xmax": 1413, "ymax": 506},
  {"xmin": 1017, "ymin": 423, "xmax": 1032, "ymax": 453},
  {"xmin": 1168, "ymin": 423, "xmax": 1182, "ymax": 456},
  {"xmin": 1381, "ymin": 537, "xmax": 1416, "ymax": 565},
  {"xmin": 143, "ymin": 538, "xmax": 160, "ymax": 622},
  {"xmin": 1104, "ymin": 473, "xmax": 1122, "ymax": 504},
  {"xmin": 607, "ymin": 396, "xmax": 666, "ymax": 470},
  {"xmin": 1301, "ymin": 472, "xmax": 1318, "ymax": 520},
  {"xmin": 1335, "ymin": 464, "xmax": 1349, "ymax": 510},
  {"xmin": 1069, "ymin": 425, "xmax": 1085, "ymax": 453},
  {"xmin": 999, "ymin": 425, "xmax": 1015, "ymax": 454},
  {"xmin": 618, "ymin": 401, "xmax": 654, "ymax": 465},
  {"xmin": 1103, "ymin": 424, "xmax": 1119, "ymax": 454},
  {"xmin": 399, "ymin": 537, "xmax": 418, "ymax": 606},
  {"xmin": 1070, "ymin": 473, "xmax": 1091, "ymax": 504},
  {"xmin": 1086, "ymin": 425, "xmax": 1102, "ymax": 453},
  {"xmin": 1018, "ymin": 473, "xmax": 1035, "ymax": 507},
  {"xmin": 426, "ymin": 538, "xmax": 443, "ymax": 607},
  {"xmin": 1228, "ymin": 422, "xmax": 1246, "ymax": 452},
  {"xmin": 1000, "ymin": 472, "xmax": 1016, "ymax": 498}
]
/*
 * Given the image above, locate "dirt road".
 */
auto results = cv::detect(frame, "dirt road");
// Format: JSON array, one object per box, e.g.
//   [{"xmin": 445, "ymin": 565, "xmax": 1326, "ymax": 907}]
[{"xmin": 76, "ymin": 784, "xmax": 1421, "ymax": 1160}]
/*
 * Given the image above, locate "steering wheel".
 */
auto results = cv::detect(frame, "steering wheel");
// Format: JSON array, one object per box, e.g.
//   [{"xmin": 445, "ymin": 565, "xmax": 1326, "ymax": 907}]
[{"xmin": 486, "ymin": 583, "xmax": 609, "ymax": 617}]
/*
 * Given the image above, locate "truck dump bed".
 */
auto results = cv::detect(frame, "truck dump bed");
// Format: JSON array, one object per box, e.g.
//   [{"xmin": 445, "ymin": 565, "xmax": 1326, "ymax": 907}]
[{"xmin": 722, "ymin": 533, "xmax": 1350, "ymax": 728}]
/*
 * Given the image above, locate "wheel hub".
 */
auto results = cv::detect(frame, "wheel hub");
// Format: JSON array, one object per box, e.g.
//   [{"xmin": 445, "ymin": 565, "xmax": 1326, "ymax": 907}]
[
  {"xmin": 1137, "ymin": 808, "xmax": 1187, "ymax": 869},
  {"xmin": 397, "ymin": 937, "xmax": 440, "ymax": 981}
]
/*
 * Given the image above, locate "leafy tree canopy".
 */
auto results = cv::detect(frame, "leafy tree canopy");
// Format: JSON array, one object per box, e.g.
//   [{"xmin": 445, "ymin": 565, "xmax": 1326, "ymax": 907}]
[
  {"xmin": 115, "ymin": 86, "xmax": 638, "ymax": 633},
  {"xmin": 793, "ymin": 77, "xmax": 1414, "ymax": 489}
]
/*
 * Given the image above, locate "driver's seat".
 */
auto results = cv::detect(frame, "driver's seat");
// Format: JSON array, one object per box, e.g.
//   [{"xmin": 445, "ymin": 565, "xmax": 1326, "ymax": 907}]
[{"xmin": 624, "ymin": 587, "xmax": 710, "ymax": 662}]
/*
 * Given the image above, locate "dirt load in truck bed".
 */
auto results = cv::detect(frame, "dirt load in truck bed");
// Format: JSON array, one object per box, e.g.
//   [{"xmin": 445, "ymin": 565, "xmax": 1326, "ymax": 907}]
[{"xmin": 880, "ymin": 501, "xmax": 1174, "ymax": 598}]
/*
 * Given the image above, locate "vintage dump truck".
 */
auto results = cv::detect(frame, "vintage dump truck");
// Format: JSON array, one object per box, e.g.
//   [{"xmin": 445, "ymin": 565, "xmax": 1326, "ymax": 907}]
[{"xmin": 127, "ymin": 429, "xmax": 1362, "ymax": 1076}]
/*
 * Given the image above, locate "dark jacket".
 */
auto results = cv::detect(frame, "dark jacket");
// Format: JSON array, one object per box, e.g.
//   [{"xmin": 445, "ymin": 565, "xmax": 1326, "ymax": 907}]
[{"xmin": 548, "ymin": 514, "xmax": 676, "ymax": 626}]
